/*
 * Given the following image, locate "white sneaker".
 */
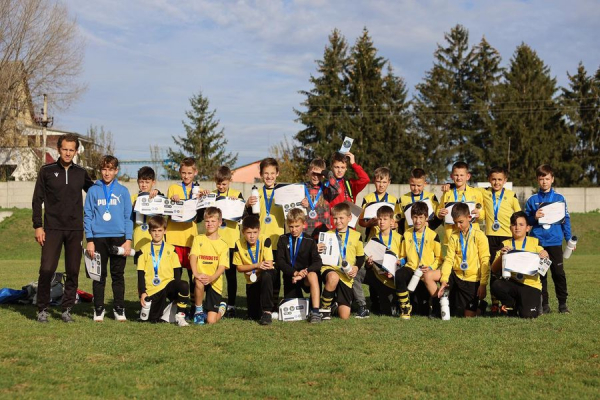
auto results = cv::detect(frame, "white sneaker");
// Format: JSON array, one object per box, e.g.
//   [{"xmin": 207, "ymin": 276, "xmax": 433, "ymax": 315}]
[
  {"xmin": 93, "ymin": 307, "xmax": 105, "ymax": 322},
  {"xmin": 175, "ymin": 312, "xmax": 189, "ymax": 327},
  {"xmin": 113, "ymin": 307, "xmax": 127, "ymax": 322}
]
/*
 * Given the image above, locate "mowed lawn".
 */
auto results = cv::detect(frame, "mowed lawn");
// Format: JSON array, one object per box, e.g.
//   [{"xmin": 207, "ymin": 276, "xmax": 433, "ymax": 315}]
[{"xmin": 0, "ymin": 209, "xmax": 599, "ymax": 399}]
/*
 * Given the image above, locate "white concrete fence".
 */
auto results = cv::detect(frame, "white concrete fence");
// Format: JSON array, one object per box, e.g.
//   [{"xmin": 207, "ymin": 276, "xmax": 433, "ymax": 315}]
[{"xmin": 2, "ymin": 181, "xmax": 599, "ymax": 213}]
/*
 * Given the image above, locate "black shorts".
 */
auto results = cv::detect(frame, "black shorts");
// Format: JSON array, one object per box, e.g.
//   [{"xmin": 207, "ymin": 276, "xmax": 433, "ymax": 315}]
[
  {"xmin": 203, "ymin": 284, "xmax": 222, "ymax": 313},
  {"xmin": 488, "ymin": 235, "xmax": 510, "ymax": 265},
  {"xmin": 449, "ymin": 272, "xmax": 479, "ymax": 313},
  {"xmin": 322, "ymin": 269, "xmax": 354, "ymax": 307}
]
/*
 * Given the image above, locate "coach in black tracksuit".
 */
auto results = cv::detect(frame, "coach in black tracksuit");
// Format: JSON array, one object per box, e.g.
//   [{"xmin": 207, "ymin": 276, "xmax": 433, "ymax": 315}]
[{"xmin": 32, "ymin": 134, "xmax": 93, "ymax": 322}]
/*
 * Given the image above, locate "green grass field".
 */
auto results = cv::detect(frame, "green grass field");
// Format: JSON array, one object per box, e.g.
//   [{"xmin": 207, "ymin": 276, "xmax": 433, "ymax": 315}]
[{"xmin": 0, "ymin": 209, "xmax": 599, "ymax": 399}]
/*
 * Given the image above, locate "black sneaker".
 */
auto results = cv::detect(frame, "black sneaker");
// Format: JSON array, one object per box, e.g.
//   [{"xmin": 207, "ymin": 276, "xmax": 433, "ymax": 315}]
[
  {"xmin": 355, "ymin": 305, "xmax": 370, "ymax": 319},
  {"xmin": 37, "ymin": 309, "xmax": 49, "ymax": 323},
  {"xmin": 542, "ymin": 304, "xmax": 551, "ymax": 315},
  {"xmin": 259, "ymin": 312, "xmax": 272, "ymax": 325},
  {"xmin": 558, "ymin": 303, "xmax": 571, "ymax": 314},
  {"xmin": 61, "ymin": 308, "xmax": 74, "ymax": 323},
  {"xmin": 225, "ymin": 306, "xmax": 236, "ymax": 319},
  {"xmin": 308, "ymin": 311, "xmax": 322, "ymax": 323}
]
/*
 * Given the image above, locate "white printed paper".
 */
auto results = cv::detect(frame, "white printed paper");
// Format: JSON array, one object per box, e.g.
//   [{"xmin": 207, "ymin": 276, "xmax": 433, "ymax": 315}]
[
  {"xmin": 135, "ymin": 194, "xmax": 166, "ymax": 215},
  {"xmin": 363, "ymin": 202, "xmax": 395, "ymax": 220},
  {"xmin": 538, "ymin": 257, "xmax": 552, "ymax": 276},
  {"xmin": 83, "ymin": 250, "xmax": 101, "ymax": 281},
  {"xmin": 404, "ymin": 198, "xmax": 435, "ymax": 226},
  {"xmin": 364, "ymin": 238, "xmax": 398, "ymax": 276},
  {"xmin": 444, "ymin": 202, "xmax": 476, "ymax": 225},
  {"xmin": 538, "ymin": 201, "xmax": 566, "ymax": 225},
  {"xmin": 164, "ymin": 199, "xmax": 197, "ymax": 222},
  {"xmin": 339, "ymin": 136, "xmax": 354, "ymax": 154},
  {"xmin": 215, "ymin": 197, "xmax": 246, "ymax": 221},
  {"xmin": 343, "ymin": 200, "xmax": 363, "ymax": 229},
  {"xmin": 502, "ymin": 250, "xmax": 540, "ymax": 276},
  {"xmin": 282, "ymin": 202, "xmax": 306, "ymax": 219},
  {"xmin": 196, "ymin": 193, "xmax": 217, "ymax": 209},
  {"xmin": 318, "ymin": 232, "xmax": 340, "ymax": 266},
  {"xmin": 274, "ymin": 184, "xmax": 306, "ymax": 205}
]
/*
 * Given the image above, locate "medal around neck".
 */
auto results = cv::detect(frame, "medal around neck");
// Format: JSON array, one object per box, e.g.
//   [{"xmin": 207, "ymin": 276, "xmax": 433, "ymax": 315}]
[
  {"xmin": 264, "ymin": 215, "xmax": 272, "ymax": 224},
  {"xmin": 103, "ymin": 211, "xmax": 112, "ymax": 221},
  {"xmin": 308, "ymin": 210, "xmax": 317, "ymax": 219},
  {"xmin": 249, "ymin": 271, "xmax": 257, "ymax": 282},
  {"xmin": 492, "ymin": 221, "xmax": 501, "ymax": 231},
  {"xmin": 152, "ymin": 277, "xmax": 161, "ymax": 286},
  {"xmin": 141, "ymin": 223, "xmax": 149, "ymax": 231},
  {"xmin": 542, "ymin": 224, "xmax": 551, "ymax": 230},
  {"xmin": 460, "ymin": 261, "xmax": 468, "ymax": 271}
]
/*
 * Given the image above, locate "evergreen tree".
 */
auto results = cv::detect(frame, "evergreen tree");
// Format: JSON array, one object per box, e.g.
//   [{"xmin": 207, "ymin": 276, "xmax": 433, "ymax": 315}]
[
  {"xmin": 561, "ymin": 62, "xmax": 599, "ymax": 185},
  {"xmin": 492, "ymin": 44, "xmax": 571, "ymax": 185},
  {"xmin": 166, "ymin": 91, "xmax": 237, "ymax": 180}
]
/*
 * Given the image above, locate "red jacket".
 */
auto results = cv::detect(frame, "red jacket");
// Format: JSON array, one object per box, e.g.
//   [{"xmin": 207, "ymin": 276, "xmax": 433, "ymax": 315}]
[{"xmin": 329, "ymin": 163, "xmax": 370, "ymax": 209}]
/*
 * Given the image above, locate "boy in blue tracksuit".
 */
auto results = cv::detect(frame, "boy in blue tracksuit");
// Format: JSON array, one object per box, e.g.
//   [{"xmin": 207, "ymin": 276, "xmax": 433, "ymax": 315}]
[
  {"xmin": 525, "ymin": 164, "xmax": 572, "ymax": 314},
  {"xmin": 84, "ymin": 155, "xmax": 133, "ymax": 322}
]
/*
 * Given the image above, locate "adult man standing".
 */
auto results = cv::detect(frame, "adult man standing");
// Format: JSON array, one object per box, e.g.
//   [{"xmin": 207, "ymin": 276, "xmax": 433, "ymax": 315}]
[{"xmin": 32, "ymin": 134, "xmax": 94, "ymax": 322}]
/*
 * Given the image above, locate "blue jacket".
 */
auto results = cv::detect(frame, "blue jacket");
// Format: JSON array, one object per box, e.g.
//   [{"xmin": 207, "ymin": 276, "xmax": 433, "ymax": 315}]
[
  {"xmin": 84, "ymin": 180, "xmax": 133, "ymax": 241},
  {"xmin": 525, "ymin": 189, "xmax": 571, "ymax": 247}
]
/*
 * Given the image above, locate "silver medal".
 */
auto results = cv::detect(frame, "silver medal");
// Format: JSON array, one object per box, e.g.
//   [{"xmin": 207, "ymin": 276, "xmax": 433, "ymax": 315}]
[
  {"xmin": 141, "ymin": 224, "xmax": 148, "ymax": 231},
  {"xmin": 460, "ymin": 261, "xmax": 468, "ymax": 271},
  {"xmin": 492, "ymin": 221, "xmax": 501, "ymax": 231},
  {"xmin": 543, "ymin": 224, "xmax": 551, "ymax": 230},
  {"xmin": 264, "ymin": 216, "xmax": 272, "ymax": 224},
  {"xmin": 249, "ymin": 272, "xmax": 257, "ymax": 282},
  {"xmin": 516, "ymin": 273, "xmax": 524, "ymax": 281},
  {"xmin": 152, "ymin": 277, "xmax": 161, "ymax": 286},
  {"xmin": 103, "ymin": 211, "xmax": 112, "ymax": 222},
  {"xmin": 308, "ymin": 210, "xmax": 317, "ymax": 219}
]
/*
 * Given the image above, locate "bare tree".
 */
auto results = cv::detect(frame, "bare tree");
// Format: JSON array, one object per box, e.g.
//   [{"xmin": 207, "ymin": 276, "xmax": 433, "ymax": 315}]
[
  {"xmin": 269, "ymin": 136, "xmax": 305, "ymax": 184},
  {"xmin": 81, "ymin": 125, "xmax": 115, "ymax": 179},
  {"xmin": 0, "ymin": 0, "xmax": 85, "ymax": 143}
]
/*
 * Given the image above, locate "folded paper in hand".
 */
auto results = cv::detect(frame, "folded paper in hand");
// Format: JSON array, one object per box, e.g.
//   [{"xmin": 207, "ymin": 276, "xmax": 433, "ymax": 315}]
[
  {"xmin": 318, "ymin": 232, "xmax": 340, "ymax": 266},
  {"xmin": 538, "ymin": 201, "xmax": 566, "ymax": 225},
  {"xmin": 363, "ymin": 202, "xmax": 395, "ymax": 220},
  {"xmin": 444, "ymin": 202, "xmax": 476, "ymax": 225},
  {"xmin": 502, "ymin": 250, "xmax": 541, "ymax": 276},
  {"xmin": 83, "ymin": 250, "xmax": 101, "ymax": 282},
  {"xmin": 404, "ymin": 198, "xmax": 435, "ymax": 226}
]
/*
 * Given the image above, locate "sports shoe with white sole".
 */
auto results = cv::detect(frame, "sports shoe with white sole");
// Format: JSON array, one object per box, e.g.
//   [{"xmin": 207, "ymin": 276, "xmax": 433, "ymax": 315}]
[
  {"xmin": 175, "ymin": 312, "xmax": 189, "ymax": 327},
  {"xmin": 319, "ymin": 308, "xmax": 331, "ymax": 320},
  {"xmin": 218, "ymin": 302, "xmax": 227, "ymax": 318},
  {"xmin": 37, "ymin": 309, "xmax": 49, "ymax": 323},
  {"xmin": 61, "ymin": 308, "xmax": 74, "ymax": 323},
  {"xmin": 355, "ymin": 305, "xmax": 370, "ymax": 319},
  {"xmin": 113, "ymin": 307, "xmax": 127, "ymax": 322},
  {"xmin": 93, "ymin": 307, "xmax": 105, "ymax": 322}
]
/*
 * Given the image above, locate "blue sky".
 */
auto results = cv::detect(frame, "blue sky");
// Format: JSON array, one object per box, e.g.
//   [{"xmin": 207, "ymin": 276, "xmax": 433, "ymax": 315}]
[{"xmin": 57, "ymin": 0, "xmax": 599, "ymax": 175}]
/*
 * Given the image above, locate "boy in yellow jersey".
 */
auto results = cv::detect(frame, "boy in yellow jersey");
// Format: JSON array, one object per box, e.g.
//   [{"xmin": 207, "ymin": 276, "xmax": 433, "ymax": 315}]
[
  {"xmin": 246, "ymin": 158, "xmax": 285, "ymax": 308},
  {"xmin": 137, "ymin": 216, "xmax": 189, "ymax": 326},
  {"xmin": 396, "ymin": 168, "xmax": 440, "ymax": 234},
  {"xmin": 190, "ymin": 207, "xmax": 229, "ymax": 325},
  {"xmin": 355, "ymin": 167, "xmax": 397, "ymax": 317},
  {"xmin": 276, "ymin": 208, "xmax": 323, "ymax": 323},
  {"xmin": 437, "ymin": 161, "xmax": 485, "ymax": 248},
  {"xmin": 211, "ymin": 166, "xmax": 245, "ymax": 318},
  {"xmin": 481, "ymin": 166, "xmax": 521, "ymax": 314},
  {"xmin": 364, "ymin": 205, "xmax": 402, "ymax": 316},
  {"xmin": 490, "ymin": 211, "xmax": 548, "ymax": 318},
  {"xmin": 396, "ymin": 201, "xmax": 442, "ymax": 320},
  {"xmin": 166, "ymin": 157, "xmax": 208, "ymax": 299},
  {"xmin": 131, "ymin": 167, "xmax": 161, "ymax": 265},
  {"xmin": 233, "ymin": 215, "xmax": 275, "ymax": 325},
  {"xmin": 317, "ymin": 203, "xmax": 365, "ymax": 320},
  {"xmin": 438, "ymin": 203, "xmax": 490, "ymax": 318}
]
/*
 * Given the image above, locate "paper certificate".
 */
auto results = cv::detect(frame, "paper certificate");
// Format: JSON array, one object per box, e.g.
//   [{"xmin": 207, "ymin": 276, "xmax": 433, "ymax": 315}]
[
  {"xmin": 83, "ymin": 250, "xmax": 101, "ymax": 282},
  {"xmin": 164, "ymin": 199, "xmax": 197, "ymax": 222},
  {"xmin": 343, "ymin": 200, "xmax": 363, "ymax": 229},
  {"xmin": 444, "ymin": 201, "xmax": 476, "ymax": 224},
  {"xmin": 404, "ymin": 198, "xmax": 435, "ymax": 226},
  {"xmin": 339, "ymin": 136, "xmax": 354, "ymax": 154},
  {"xmin": 135, "ymin": 194, "xmax": 166, "ymax": 215},
  {"xmin": 318, "ymin": 232, "xmax": 340, "ymax": 266},
  {"xmin": 274, "ymin": 184, "xmax": 306, "ymax": 205},
  {"xmin": 196, "ymin": 193, "xmax": 217, "ymax": 209},
  {"xmin": 282, "ymin": 202, "xmax": 306, "ymax": 219},
  {"xmin": 364, "ymin": 238, "xmax": 398, "ymax": 277},
  {"xmin": 215, "ymin": 197, "xmax": 246, "ymax": 221},
  {"xmin": 502, "ymin": 250, "xmax": 541, "ymax": 276},
  {"xmin": 538, "ymin": 201, "xmax": 566, "ymax": 225},
  {"xmin": 363, "ymin": 202, "xmax": 395, "ymax": 220}
]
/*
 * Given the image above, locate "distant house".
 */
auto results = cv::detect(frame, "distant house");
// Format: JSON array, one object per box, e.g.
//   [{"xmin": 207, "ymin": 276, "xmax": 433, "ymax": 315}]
[{"xmin": 231, "ymin": 161, "xmax": 261, "ymax": 183}]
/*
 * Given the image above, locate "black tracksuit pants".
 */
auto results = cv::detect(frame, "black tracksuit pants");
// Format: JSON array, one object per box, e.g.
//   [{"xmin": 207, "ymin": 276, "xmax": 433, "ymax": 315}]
[
  {"xmin": 541, "ymin": 245, "xmax": 568, "ymax": 305},
  {"xmin": 91, "ymin": 236, "xmax": 127, "ymax": 309}
]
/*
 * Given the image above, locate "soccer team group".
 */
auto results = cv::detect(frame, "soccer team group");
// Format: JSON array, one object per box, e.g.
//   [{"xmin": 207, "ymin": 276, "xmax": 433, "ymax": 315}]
[{"xmin": 32, "ymin": 134, "xmax": 574, "ymax": 326}]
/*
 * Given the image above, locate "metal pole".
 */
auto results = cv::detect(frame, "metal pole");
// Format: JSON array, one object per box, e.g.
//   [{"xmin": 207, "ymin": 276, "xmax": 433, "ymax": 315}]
[{"xmin": 42, "ymin": 94, "xmax": 47, "ymax": 164}]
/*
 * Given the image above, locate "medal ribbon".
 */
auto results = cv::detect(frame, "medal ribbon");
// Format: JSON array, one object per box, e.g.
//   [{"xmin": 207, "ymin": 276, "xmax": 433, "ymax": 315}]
[
  {"xmin": 181, "ymin": 182, "xmax": 194, "ymax": 200},
  {"xmin": 289, "ymin": 234, "xmax": 303, "ymax": 268},
  {"xmin": 492, "ymin": 188, "xmax": 505, "ymax": 222},
  {"xmin": 247, "ymin": 241, "xmax": 260, "ymax": 265},
  {"xmin": 512, "ymin": 237, "xmax": 527, "ymax": 251},
  {"xmin": 379, "ymin": 231, "xmax": 393, "ymax": 250},
  {"xmin": 459, "ymin": 225, "xmax": 472, "ymax": 266},
  {"xmin": 539, "ymin": 189, "xmax": 554, "ymax": 204},
  {"xmin": 453, "ymin": 188, "xmax": 466, "ymax": 202},
  {"xmin": 150, "ymin": 241, "xmax": 165, "ymax": 281},
  {"xmin": 305, "ymin": 184, "xmax": 322, "ymax": 212},
  {"xmin": 413, "ymin": 230, "xmax": 426, "ymax": 265},
  {"xmin": 336, "ymin": 230, "xmax": 350, "ymax": 266},
  {"xmin": 375, "ymin": 193, "xmax": 388, "ymax": 203},
  {"xmin": 263, "ymin": 186, "xmax": 275, "ymax": 217},
  {"xmin": 102, "ymin": 181, "xmax": 115, "ymax": 215},
  {"xmin": 411, "ymin": 192, "xmax": 424, "ymax": 203}
]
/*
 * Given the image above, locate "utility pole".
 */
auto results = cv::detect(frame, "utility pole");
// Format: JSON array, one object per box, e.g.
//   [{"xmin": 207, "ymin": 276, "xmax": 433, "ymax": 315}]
[
  {"xmin": 507, "ymin": 136, "xmax": 511, "ymax": 174},
  {"xmin": 42, "ymin": 94, "xmax": 47, "ymax": 163}
]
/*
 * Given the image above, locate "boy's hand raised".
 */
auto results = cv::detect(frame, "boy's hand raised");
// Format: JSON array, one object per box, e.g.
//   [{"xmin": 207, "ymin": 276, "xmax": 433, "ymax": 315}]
[{"xmin": 346, "ymin": 152, "xmax": 356, "ymax": 165}]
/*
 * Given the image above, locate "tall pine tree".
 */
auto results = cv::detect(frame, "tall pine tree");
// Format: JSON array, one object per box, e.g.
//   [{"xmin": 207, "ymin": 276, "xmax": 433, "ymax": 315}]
[
  {"xmin": 166, "ymin": 91, "xmax": 237, "ymax": 180},
  {"xmin": 492, "ymin": 44, "xmax": 571, "ymax": 185}
]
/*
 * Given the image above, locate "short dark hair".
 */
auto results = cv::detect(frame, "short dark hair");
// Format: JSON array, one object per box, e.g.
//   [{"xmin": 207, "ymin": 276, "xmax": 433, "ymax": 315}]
[
  {"xmin": 452, "ymin": 161, "xmax": 469, "ymax": 173},
  {"xmin": 488, "ymin": 166, "xmax": 507, "ymax": 178},
  {"xmin": 259, "ymin": 158, "xmax": 279, "ymax": 174},
  {"xmin": 410, "ymin": 168, "xmax": 427, "ymax": 180},
  {"xmin": 331, "ymin": 152, "xmax": 347, "ymax": 165},
  {"xmin": 308, "ymin": 158, "xmax": 326, "ymax": 171},
  {"xmin": 411, "ymin": 201, "xmax": 429, "ymax": 217},
  {"xmin": 57, "ymin": 133, "xmax": 80, "ymax": 150},
  {"xmin": 242, "ymin": 215, "xmax": 261, "ymax": 231},
  {"xmin": 148, "ymin": 215, "xmax": 167, "ymax": 230},
  {"xmin": 214, "ymin": 166, "xmax": 232, "ymax": 182},
  {"xmin": 451, "ymin": 202, "xmax": 471, "ymax": 219},
  {"xmin": 510, "ymin": 211, "xmax": 528, "ymax": 226},
  {"xmin": 99, "ymin": 155, "xmax": 119, "ymax": 169},
  {"xmin": 180, "ymin": 157, "xmax": 197, "ymax": 169},
  {"xmin": 137, "ymin": 166, "xmax": 156, "ymax": 181},
  {"xmin": 536, "ymin": 164, "xmax": 553, "ymax": 178},
  {"xmin": 376, "ymin": 205, "xmax": 394, "ymax": 219}
]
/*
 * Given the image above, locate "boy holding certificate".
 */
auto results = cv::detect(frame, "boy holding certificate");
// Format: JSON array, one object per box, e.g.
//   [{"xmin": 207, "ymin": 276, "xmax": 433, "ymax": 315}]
[
  {"xmin": 328, "ymin": 151, "xmax": 370, "ymax": 210},
  {"xmin": 318, "ymin": 203, "xmax": 365, "ymax": 320},
  {"xmin": 438, "ymin": 203, "xmax": 490, "ymax": 318},
  {"xmin": 137, "ymin": 216, "xmax": 190, "ymax": 326},
  {"xmin": 84, "ymin": 155, "xmax": 133, "ymax": 322},
  {"xmin": 190, "ymin": 207, "xmax": 229, "ymax": 325},
  {"xmin": 233, "ymin": 215, "xmax": 275, "ymax": 325},
  {"xmin": 276, "ymin": 208, "xmax": 323, "ymax": 323},
  {"xmin": 525, "ymin": 164, "xmax": 572, "ymax": 314},
  {"xmin": 395, "ymin": 202, "xmax": 442, "ymax": 320},
  {"xmin": 131, "ymin": 167, "xmax": 162, "ymax": 265},
  {"xmin": 396, "ymin": 168, "xmax": 440, "ymax": 234},
  {"xmin": 437, "ymin": 162, "xmax": 485, "ymax": 248},
  {"xmin": 490, "ymin": 211, "xmax": 548, "ymax": 318},
  {"xmin": 246, "ymin": 158, "xmax": 285, "ymax": 308},
  {"xmin": 301, "ymin": 158, "xmax": 339, "ymax": 239},
  {"xmin": 364, "ymin": 205, "xmax": 403, "ymax": 316}
]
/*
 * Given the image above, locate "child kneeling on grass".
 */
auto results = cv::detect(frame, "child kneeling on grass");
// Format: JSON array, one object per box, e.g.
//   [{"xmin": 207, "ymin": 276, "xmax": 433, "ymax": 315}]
[
  {"xmin": 276, "ymin": 208, "xmax": 323, "ymax": 323},
  {"xmin": 490, "ymin": 211, "xmax": 548, "ymax": 318},
  {"xmin": 233, "ymin": 215, "xmax": 275, "ymax": 325},
  {"xmin": 317, "ymin": 203, "xmax": 365, "ymax": 320},
  {"xmin": 137, "ymin": 216, "xmax": 190, "ymax": 326}
]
